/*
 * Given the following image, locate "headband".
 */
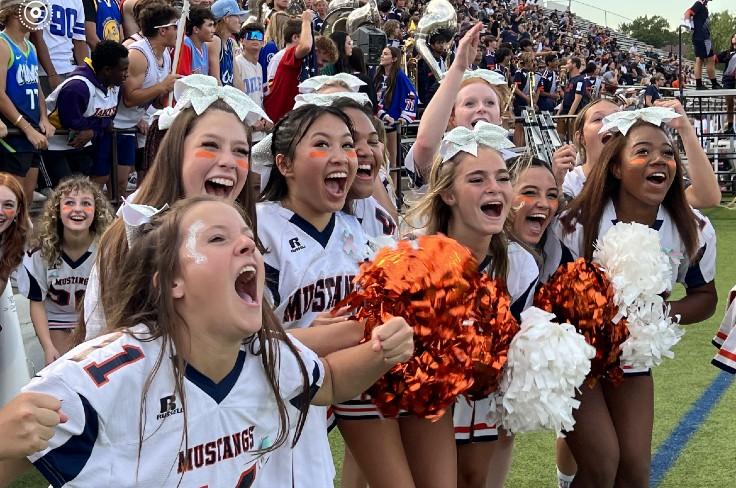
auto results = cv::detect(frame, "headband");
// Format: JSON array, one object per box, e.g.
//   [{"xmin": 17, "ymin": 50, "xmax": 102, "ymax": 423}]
[
  {"xmin": 298, "ymin": 73, "xmax": 367, "ymax": 94},
  {"xmin": 156, "ymin": 74, "xmax": 270, "ymax": 129},
  {"xmin": 293, "ymin": 91, "xmax": 373, "ymax": 109},
  {"xmin": 439, "ymin": 121, "xmax": 515, "ymax": 162},
  {"xmin": 118, "ymin": 197, "xmax": 169, "ymax": 246},
  {"xmin": 598, "ymin": 107, "xmax": 681, "ymax": 136}
]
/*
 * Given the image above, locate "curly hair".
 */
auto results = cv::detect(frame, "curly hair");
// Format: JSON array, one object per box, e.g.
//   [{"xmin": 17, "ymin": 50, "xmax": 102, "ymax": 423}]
[
  {"xmin": 0, "ymin": 173, "xmax": 30, "ymax": 283},
  {"xmin": 33, "ymin": 176, "xmax": 114, "ymax": 267}
]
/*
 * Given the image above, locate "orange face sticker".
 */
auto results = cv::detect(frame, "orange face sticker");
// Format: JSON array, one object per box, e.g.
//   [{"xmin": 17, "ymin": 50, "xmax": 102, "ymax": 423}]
[
  {"xmin": 629, "ymin": 157, "xmax": 649, "ymax": 166},
  {"xmin": 309, "ymin": 150, "xmax": 328, "ymax": 159},
  {"xmin": 235, "ymin": 159, "xmax": 249, "ymax": 170},
  {"xmin": 194, "ymin": 149, "xmax": 217, "ymax": 160}
]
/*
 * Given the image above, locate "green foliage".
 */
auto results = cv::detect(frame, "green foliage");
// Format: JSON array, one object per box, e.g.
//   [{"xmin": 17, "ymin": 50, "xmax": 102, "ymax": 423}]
[
  {"xmin": 709, "ymin": 11, "xmax": 736, "ymax": 53},
  {"xmin": 620, "ymin": 15, "xmax": 678, "ymax": 48}
]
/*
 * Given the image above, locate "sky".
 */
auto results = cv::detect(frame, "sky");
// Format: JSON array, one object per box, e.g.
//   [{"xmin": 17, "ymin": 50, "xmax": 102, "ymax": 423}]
[{"xmin": 544, "ymin": 0, "xmax": 732, "ymax": 31}]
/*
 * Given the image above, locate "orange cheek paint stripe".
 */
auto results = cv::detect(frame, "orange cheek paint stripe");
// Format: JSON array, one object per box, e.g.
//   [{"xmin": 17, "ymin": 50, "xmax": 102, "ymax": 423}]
[
  {"xmin": 630, "ymin": 157, "xmax": 649, "ymax": 165},
  {"xmin": 2, "ymin": 209, "xmax": 16, "ymax": 217},
  {"xmin": 235, "ymin": 159, "xmax": 249, "ymax": 170},
  {"xmin": 309, "ymin": 150, "xmax": 328, "ymax": 158},
  {"xmin": 82, "ymin": 207, "xmax": 95, "ymax": 214},
  {"xmin": 344, "ymin": 150, "xmax": 357, "ymax": 158},
  {"xmin": 62, "ymin": 205, "xmax": 73, "ymax": 213},
  {"xmin": 194, "ymin": 149, "xmax": 217, "ymax": 159}
]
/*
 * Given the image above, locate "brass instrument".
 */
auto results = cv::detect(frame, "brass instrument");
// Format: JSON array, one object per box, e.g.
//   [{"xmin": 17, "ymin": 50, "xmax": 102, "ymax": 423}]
[
  {"xmin": 402, "ymin": 36, "xmax": 418, "ymax": 87},
  {"xmin": 321, "ymin": 0, "xmax": 358, "ymax": 36},
  {"xmin": 414, "ymin": 0, "xmax": 457, "ymax": 80},
  {"xmin": 346, "ymin": 0, "xmax": 379, "ymax": 33},
  {"xmin": 285, "ymin": 0, "xmax": 306, "ymax": 16}
]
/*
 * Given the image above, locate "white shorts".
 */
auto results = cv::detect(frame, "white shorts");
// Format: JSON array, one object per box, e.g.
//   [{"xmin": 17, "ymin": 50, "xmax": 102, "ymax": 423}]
[{"xmin": 453, "ymin": 397, "xmax": 499, "ymax": 444}]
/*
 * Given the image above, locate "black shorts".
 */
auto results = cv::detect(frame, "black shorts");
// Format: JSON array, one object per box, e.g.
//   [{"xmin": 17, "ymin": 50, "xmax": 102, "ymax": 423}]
[
  {"xmin": 0, "ymin": 149, "xmax": 41, "ymax": 177},
  {"xmin": 693, "ymin": 39, "xmax": 715, "ymax": 59},
  {"xmin": 724, "ymin": 76, "xmax": 735, "ymax": 90}
]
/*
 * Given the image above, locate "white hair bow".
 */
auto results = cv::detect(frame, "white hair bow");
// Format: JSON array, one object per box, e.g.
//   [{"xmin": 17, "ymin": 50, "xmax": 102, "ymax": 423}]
[
  {"xmin": 298, "ymin": 73, "xmax": 367, "ymax": 94},
  {"xmin": 156, "ymin": 74, "xmax": 270, "ymax": 129},
  {"xmin": 439, "ymin": 121, "xmax": 515, "ymax": 162},
  {"xmin": 293, "ymin": 91, "xmax": 372, "ymax": 109},
  {"xmin": 118, "ymin": 197, "xmax": 169, "ymax": 246},
  {"xmin": 598, "ymin": 107, "xmax": 681, "ymax": 136},
  {"xmin": 460, "ymin": 69, "xmax": 508, "ymax": 86}
]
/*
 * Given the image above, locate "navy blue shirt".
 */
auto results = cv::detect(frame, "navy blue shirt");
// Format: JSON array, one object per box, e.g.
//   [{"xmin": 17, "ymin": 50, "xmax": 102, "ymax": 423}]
[
  {"xmin": 645, "ymin": 84, "xmax": 661, "ymax": 104},
  {"xmin": 561, "ymin": 74, "xmax": 591, "ymax": 115}
]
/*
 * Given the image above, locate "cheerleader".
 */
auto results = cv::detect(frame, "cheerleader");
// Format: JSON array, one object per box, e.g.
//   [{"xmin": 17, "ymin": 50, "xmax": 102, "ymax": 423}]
[
  {"xmin": 407, "ymin": 22, "xmax": 511, "ymax": 186},
  {"xmin": 0, "ymin": 173, "xmax": 31, "ymax": 405},
  {"xmin": 554, "ymin": 99, "xmax": 721, "ymax": 209},
  {"xmin": 84, "ymin": 74, "xmax": 268, "ymax": 340},
  {"xmin": 551, "ymin": 107, "xmax": 718, "ymax": 487},
  {"xmin": 712, "ymin": 284, "xmax": 736, "ymax": 372},
  {"xmin": 407, "ymin": 122, "xmax": 539, "ymax": 488},
  {"xmin": 19, "ymin": 177, "xmax": 113, "ymax": 365},
  {"xmin": 0, "ymin": 196, "xmax": 414, "ymax": 486}
]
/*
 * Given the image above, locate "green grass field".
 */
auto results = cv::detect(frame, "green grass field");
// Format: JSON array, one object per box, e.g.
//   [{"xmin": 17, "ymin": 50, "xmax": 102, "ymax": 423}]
[{"xmin": 10, "ymin": 207, "xmax": 736, "ymax": 488}]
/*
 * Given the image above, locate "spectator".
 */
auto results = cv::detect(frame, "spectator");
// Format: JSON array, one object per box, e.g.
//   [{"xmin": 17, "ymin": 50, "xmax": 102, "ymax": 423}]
[
  {"xmin": 718, "ymin": 32, "xmax": 735, "ymax": 133},
  {"xmin": 348, "ymin": 47, "xmax": 378, "ymax": 110},
  {"xmin": 482, "ymin": 36, "xmax": 497, "ymax": 70},
  {"xmin": 83, "ymin": 0, "xmax": 123, "ymax": 49},
  {"xmin": 537, "ymin": 53, "xmax": 560, "ymax": 112},
  {"xmin": 644, "ymin": 73, "xmax": 664, "ymax": 107},
  {"xmin": 601, "ymin": 59, "xmax": 619, "ymax": 94},
  {"xmin": 260, "ymin": 11, "xmax": 288, "ymax": 84},
  {"xmin": 177, "ymin": 5, "xmax": 215, "ymax": 76},
  {"xmin": 112, "ymin": 3, "xmax": 179, "ymax": 197},
  {"xmin": 236, "ymin": 23, "xmax": 270, "ymax": 142},
  {"xmin": 324, "ymin": 31, "xmax": 354, "ymax": 76},
  {"xmin": 383, "ymin": 19, "xmax": 402, "ymax": 49},
  {"xmin": 312, "ymin": 0, "xmax": 327, "ymax": 32},
  {"xmin": 30, "ymin": 0, "xmax": 87, "ymax": 94},
  {"xmin": 416, "ymin": 32, "xmax": 449, "ymax": 106},
  {"xmin": 44, "ymin": 41, "xmax": 128, "ymax": 186},
  {"xmin": 494, "ymin": 46, "xmax": 513, "ymax": 84},
  {"xmin": 560, "ymin": 56, "xmax": 590, "ymax": 116},
  {"xmin": 209, "ymin": 0, "xmax": 247, "ymax": 89},
  {"xmin": 264, "ymin": 11, "xmax": 337, "ymax": 122},
  {"xmin": 0, "ymin": 1, "xmax": 55, "ymax": 204},
  {"xmin": 684, "ymin": 0, "xmax": 720, "ymax": 89}
]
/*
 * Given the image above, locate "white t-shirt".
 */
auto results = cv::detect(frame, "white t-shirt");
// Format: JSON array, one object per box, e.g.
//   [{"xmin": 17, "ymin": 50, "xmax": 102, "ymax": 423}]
[
  {"xmin": 266, "ymin": 48, "xmax": 286, "ymax": 95},
  {"xmin": 562, "ymin": 165, "xmax": 586, "ymax": 199},
  {"xmin": 24, "ymin": 326, "xmax": 324, "ymax": 487},
  {"xmin": 236, "ymin": 54, "xmax": 266, "ymax": 142}
]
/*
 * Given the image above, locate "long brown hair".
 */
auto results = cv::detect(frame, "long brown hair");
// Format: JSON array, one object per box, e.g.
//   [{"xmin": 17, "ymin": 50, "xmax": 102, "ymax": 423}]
[
  {"xmin": 33, "ymin": 176, "xmax": 114, "ymax": 267},
  {"xmin": 373, "ymin": 46, "xmax": 402, "ymax": 109},
  {"xmin": 406, "ymin": 151, "xmax": 509, "ymax": 279},
  {"xmin": 561, "ymin": 121, "xmax": 700, "ymax": 260},
  {"xmin": 94, "ymin": 101, "xmax": 258, "ymax": 337},
  {"xmin": 572, "ymin": 98, "xmax": 619, "ymax": 164},
  {"xmin": 0, "ymin": 173, "xmax": 29, "ymax": 282},
  {"xmin": 106, "ymin": 196, "xmax": 311, "ymax": 474}
]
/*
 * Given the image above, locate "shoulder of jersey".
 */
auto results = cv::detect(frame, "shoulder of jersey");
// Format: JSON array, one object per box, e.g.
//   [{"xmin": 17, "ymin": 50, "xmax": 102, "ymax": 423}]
[{"xmin": 44, "ymin": 325, "xmax": 157, "ymax": 392}]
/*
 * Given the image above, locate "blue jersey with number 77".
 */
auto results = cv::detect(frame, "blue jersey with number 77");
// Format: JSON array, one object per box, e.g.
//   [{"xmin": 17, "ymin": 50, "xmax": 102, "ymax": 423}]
[{"xmin": 0, "ymin": 31, "xmax": 41, "ymax": 151}]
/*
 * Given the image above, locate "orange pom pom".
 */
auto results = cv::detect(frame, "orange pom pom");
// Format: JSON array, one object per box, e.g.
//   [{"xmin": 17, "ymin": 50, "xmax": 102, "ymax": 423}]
[
  {"xmin": 534, "ymin": 258, "xmax": 628, "ymax": 386},
  {"xmin": 336, "ymin": 235, "xmax": 518, "ymax": 420}
]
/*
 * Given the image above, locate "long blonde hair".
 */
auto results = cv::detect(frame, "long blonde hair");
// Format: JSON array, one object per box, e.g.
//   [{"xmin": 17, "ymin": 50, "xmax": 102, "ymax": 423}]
[
  {"xmin": 406, "ymin": 151, "xmax": 509, "ymax": 279},
  {"xmin": 33, "ymin": 176, "xmax": 113, "ymax": 267}
]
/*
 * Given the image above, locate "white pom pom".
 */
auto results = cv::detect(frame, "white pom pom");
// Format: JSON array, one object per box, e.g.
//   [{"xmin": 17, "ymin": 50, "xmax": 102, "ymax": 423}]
[
  {"xmin": 594, "ymin": 222, "xmax": 684, "ymax": 369},
  {"xmin": 620, "ymin": 304, "xmax": 684, "ymax": 370},
  {"xmin": 497, "ymin": 307, "xmax": 595, "ymax": 435},
  {"xmin": 594, "ymin": 222, "xmax": 671, "ymax": 312}
]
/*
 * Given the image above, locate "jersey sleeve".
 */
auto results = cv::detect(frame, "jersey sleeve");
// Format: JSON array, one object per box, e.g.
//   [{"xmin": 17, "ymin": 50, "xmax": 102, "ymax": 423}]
[
  {"xmin": 280, "ymin": 334, "xmax": 324, "ymax": 411},
  {"xmin": 18, "ymin": 250, "xmax": 48, "ymax": 302},
  {"xmin": 677, "ymin": 214, "xmax": 717, "ymax": 288},
  {"xmin": 73, "ymin": 0, "xmax": 86, "ymax": 40},
  {"xmin": 83, "ymin": 263, "xmax": 107, "ymax": 340},
  {"xmin": 82, "ymin": 0, "xmax": 96, "ymax": 24},
  {"xmin": 23, "ymin": 371, "xmax": 104, "ymax": 486}
]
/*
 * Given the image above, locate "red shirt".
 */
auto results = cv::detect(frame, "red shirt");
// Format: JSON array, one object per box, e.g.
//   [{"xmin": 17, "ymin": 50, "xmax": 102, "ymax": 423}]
[{"xmin": 264, "ymin": 46, "xmax": 303, "ymax": 122}]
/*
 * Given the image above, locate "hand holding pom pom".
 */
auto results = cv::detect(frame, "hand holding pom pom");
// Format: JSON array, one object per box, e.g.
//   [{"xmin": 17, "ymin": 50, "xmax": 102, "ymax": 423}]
[{"xmin": 371, "ymin": 317, "xmax": 415, "ymax": 364}]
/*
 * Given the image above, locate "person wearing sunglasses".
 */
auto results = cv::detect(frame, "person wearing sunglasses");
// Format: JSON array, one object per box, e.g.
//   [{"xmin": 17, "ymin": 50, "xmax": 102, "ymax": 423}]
[{"xmin": 236, "ymin": 23, "xmax": 271, "ymax": 142}]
